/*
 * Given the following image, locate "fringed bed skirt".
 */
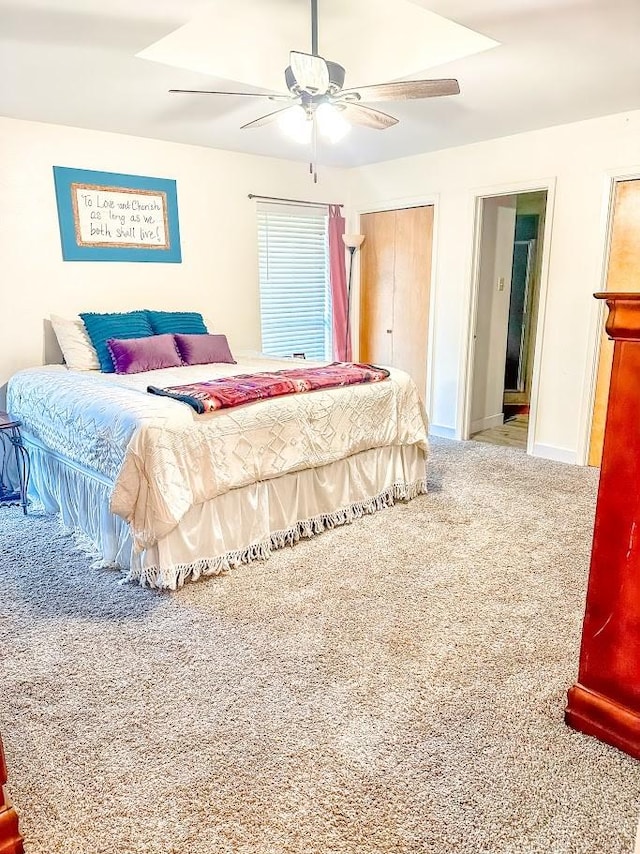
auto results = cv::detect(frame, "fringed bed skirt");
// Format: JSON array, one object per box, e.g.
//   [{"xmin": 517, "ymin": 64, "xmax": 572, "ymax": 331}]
[{"xmin": 25, "ymin": 437, "xmax": 427, "ymax": 590}]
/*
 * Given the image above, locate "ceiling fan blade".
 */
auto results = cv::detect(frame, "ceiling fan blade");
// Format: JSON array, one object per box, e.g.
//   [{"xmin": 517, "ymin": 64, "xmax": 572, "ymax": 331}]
[
  {"xmin": 339, "ymin": 79, "xmax": 460, "ymax": 102},
  {"xmin": 241, "ymin": 106, "xmax": 297, "ymax": 130},
  {"xmin": 289, "ymin": 51, "xmax": 330, "ymax": 94},
  {"xmin": 339, "ymin": 103, "xmax": 398, "ymax": 130},
  {"xmin": 169, "ymin": 89, "xmax": 292, "ymax": 101}
]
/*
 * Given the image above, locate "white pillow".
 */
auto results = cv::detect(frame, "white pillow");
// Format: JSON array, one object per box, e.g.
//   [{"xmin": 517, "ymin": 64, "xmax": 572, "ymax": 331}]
[{"xmin": 50, "ymin": 314, "xmax": 100, "ymax": 371}]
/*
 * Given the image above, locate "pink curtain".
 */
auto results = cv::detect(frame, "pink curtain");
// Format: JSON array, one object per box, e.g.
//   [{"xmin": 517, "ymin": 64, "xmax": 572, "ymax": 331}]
[{"xmin": 327, "ymin": 204, "xmax": 351, "ymax": 361}]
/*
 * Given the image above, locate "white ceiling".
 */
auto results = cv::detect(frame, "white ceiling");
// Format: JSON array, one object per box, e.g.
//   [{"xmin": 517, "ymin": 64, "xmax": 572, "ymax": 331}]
[{"xmin": 2, "ymin": 0, "xmax": 640, "ymax": 167}]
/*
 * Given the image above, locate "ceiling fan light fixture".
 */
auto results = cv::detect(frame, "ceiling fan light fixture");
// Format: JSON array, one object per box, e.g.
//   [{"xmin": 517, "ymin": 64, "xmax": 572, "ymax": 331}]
[
  {"xmin": 315, "ymin": 103, "xmax": 351, "ymax": 143},
  {"xmin": 278, "ymin": 105, "xmax": 313, "ymax": 144}
]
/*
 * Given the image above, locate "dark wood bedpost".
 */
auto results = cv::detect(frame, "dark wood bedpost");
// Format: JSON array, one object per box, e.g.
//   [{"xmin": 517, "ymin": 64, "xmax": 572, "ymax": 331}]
[
  {"xmin": 566, "ymin": 292, "xmax": 640, "ymax": 758},
  {"xmin": 0, "ymin": 736, "xmax": 23, "ymax": 854}
]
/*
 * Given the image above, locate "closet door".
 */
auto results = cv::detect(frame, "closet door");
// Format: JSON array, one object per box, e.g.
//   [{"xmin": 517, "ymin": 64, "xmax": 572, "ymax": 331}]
[
  {"xmin": 589, "ymin": 179, "xmax": 640, "ymax": 466},
  {"xmin": 392, "ymin": 206, "xmax": 434, "ymax": 398},
  {"xmin": 359, "ymin": 210, "xmax": 396, "ymax": 367},
  {"xmin": 359, "ymin": 206, "xmax": 433, "ymax": 400}
]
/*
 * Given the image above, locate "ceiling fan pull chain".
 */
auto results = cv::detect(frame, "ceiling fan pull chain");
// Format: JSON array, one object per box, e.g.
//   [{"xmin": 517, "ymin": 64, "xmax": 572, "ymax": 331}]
[{"xmin": 312, "ymin": 114, "xmax": 319, "ymax": 183}]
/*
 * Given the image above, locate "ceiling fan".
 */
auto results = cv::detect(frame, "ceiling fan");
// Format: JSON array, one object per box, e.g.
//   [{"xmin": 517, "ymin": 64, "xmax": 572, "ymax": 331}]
[{"xmin": 169, "ymin": 0, "xmax": 460, "ymax": 180}]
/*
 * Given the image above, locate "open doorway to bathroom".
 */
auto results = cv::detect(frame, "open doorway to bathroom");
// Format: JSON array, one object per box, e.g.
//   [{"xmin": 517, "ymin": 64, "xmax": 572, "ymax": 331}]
[{"xmin": 469, "ymin": 190, "xmax": 548, "ymax": 450}]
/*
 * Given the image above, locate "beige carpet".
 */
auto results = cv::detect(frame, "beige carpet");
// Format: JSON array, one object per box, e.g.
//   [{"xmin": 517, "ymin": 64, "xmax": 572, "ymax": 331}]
[{"xmin": 0, "ymin": 439, "xmax": 638, "ymax": 854}]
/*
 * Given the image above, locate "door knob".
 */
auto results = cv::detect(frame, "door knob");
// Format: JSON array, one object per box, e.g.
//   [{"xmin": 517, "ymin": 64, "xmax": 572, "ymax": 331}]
[{"xmin": 386, "ymin": 329, "xmax": 392, "ymax": 334}]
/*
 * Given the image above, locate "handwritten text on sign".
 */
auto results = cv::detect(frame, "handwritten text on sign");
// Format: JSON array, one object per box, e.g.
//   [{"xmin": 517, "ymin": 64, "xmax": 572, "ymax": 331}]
[{"xmin": 71, "ymin": 183, "xmax": 170, "ymax": 249}]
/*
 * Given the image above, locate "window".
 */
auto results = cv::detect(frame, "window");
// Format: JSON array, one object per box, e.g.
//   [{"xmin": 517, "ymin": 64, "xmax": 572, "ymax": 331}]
[{"xmin": 257, "ymin": 203, "xmax": 332, "ymax": 360}]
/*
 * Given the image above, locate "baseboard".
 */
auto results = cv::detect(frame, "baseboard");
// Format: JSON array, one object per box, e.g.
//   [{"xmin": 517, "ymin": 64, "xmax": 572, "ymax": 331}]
[
  {"xmin": 428, "ymin": 424, "xmax": 456, "ymax": 439},
  {"xmin": 470, "ymin": 413, "xmax": 504, "ymax": 434},
  {"xmin": 531, "ymin": 442, "xmax": 577, "ymax": 465}
]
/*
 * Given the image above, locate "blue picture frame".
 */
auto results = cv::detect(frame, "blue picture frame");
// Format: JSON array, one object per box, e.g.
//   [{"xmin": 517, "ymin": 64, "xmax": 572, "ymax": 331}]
[{"xmin": 52, "ymin": 166, "xmax": 182, "ymax": 263}]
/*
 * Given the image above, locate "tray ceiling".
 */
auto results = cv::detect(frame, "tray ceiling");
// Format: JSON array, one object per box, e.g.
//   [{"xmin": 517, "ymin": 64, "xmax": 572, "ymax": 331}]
[{"xmin": 1, "ymin": 0, "xmax": 640, "ymax": 167}]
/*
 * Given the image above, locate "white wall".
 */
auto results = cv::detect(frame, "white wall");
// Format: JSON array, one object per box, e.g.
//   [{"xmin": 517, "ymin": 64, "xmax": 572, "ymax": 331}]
[
  {"xmin": 0, "ymin": 116, "xmax": 348, "ymax": 394},
  {"xmin": 349, "ymin": 109, "xmax": 640, "ymax": 464},
  {"xmin": 471, "ymin": 195, "xmax": 516, "ymax": 433}
]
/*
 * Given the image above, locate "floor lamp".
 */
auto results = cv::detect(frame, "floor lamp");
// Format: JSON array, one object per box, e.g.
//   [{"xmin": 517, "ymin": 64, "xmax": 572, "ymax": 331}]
[{"xmin": 342, "ymin": 233, "xmax": 365, "ymax": 360}]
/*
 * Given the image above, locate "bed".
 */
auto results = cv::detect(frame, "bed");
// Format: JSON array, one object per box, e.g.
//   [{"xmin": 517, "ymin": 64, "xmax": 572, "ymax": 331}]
[{"xmin": 7, "ymin": 354, "xmax": 429, "ymax": 589}]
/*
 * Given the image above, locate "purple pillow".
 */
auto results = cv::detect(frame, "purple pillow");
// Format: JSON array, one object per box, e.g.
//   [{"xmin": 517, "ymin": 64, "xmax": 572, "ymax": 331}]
[
  {"xmin": 106, "ymin": 334, "xmax": 182, "ymax": 374},
  {"xmin": 174, "ymin": 333, "xmax": 236, "ymax": 366}
]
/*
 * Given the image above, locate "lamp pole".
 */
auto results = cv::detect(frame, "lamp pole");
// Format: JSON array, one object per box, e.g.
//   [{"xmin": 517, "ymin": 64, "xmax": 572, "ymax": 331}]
[
  {"xmin": 341, "ymin": 234, "xmax": 365, "ymax": 362},
  {"xmin": 345, "ymin": 245, "xmax": 356, "ymax": 359}
]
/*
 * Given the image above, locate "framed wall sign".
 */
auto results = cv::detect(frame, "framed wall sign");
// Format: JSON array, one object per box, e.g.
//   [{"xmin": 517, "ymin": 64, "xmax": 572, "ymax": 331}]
[{"xmin": 52, "ymin": 166, "xmax": 182, "ymax": 262}]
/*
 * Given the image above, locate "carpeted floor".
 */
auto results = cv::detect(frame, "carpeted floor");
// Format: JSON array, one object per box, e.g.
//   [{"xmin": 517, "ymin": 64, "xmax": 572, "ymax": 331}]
[{"xmin": 0, "ymin": 439, "xmax": 638, "ymax": 854}]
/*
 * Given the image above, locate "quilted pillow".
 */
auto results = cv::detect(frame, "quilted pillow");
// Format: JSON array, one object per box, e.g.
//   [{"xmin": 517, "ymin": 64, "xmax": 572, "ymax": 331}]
[
  {"xmin": 80, "ymin": 311, "xmax": 154, "ymax": 372},
  {"xmin": 50, "ymin": 314, "xmax": 100, "ymax": 371},
  {"xmin": 107, "ymin": 334, "xmax": 182, "ymax": 375},
  {"xmin": 174, "ymin": 333, "xmax": 236, "ymax": 366},
  {"xmin": 146, "ymin": 310, "xmax": 208, "ymax": 335}
]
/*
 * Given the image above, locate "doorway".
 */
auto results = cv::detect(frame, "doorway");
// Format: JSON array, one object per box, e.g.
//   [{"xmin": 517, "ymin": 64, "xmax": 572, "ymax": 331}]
[{"xmin": 468, "ymin": 191, "xmax": 548, "ymax": 450}]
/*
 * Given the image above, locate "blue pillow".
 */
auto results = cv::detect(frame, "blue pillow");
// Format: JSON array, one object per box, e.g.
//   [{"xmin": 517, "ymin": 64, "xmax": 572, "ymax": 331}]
[
  {"xmin": 80, "ymin": 311, "xmax": 154, "ymax": 372},
  {"xmin": 146, "ymin": 310, "xmax": 208, "ymax": 335}
]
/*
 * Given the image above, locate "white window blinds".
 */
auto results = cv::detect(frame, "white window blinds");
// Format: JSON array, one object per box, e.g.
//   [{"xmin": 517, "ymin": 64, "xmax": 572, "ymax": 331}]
[{"xmin": 257, "ymin": 203, "xmax": 332, "ymax": 361}]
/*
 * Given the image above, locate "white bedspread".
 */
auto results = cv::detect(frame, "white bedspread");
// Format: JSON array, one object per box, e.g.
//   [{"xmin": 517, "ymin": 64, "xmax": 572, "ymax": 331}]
[{"xmin": 8, "ymin": 356, "xmax": 428, "ymax": 551}]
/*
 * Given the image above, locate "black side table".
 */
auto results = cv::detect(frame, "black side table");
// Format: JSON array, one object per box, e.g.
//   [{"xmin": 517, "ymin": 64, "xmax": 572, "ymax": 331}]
[{"xmin": 0, "ymin": 413, "xmax": 30, "ymax": 515}]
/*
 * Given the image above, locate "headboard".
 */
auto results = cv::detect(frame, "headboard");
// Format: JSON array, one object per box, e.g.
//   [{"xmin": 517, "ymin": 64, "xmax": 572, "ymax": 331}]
[{"xmin": 43, "ymin": 319, "xmax": 64, "ymax": 366}]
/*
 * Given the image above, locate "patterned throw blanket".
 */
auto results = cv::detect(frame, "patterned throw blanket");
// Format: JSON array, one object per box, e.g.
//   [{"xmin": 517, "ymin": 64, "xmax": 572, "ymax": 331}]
[{"xmin": 147, "ymin": 362, "xmax": 390, "ymax": 414}]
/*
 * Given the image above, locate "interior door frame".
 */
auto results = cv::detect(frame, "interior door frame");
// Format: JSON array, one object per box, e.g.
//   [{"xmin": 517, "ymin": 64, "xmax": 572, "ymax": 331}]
[
  {"xmin": 353, "ymin": 193, "xmax": 440, "ymax": 420},
  {"xmin": 460, "ymin": 177, "xmax": 556, "ymax": 458},
  {"xmin": 577, "ymin": 166, "xmax": 640, "ymax": 466}
]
